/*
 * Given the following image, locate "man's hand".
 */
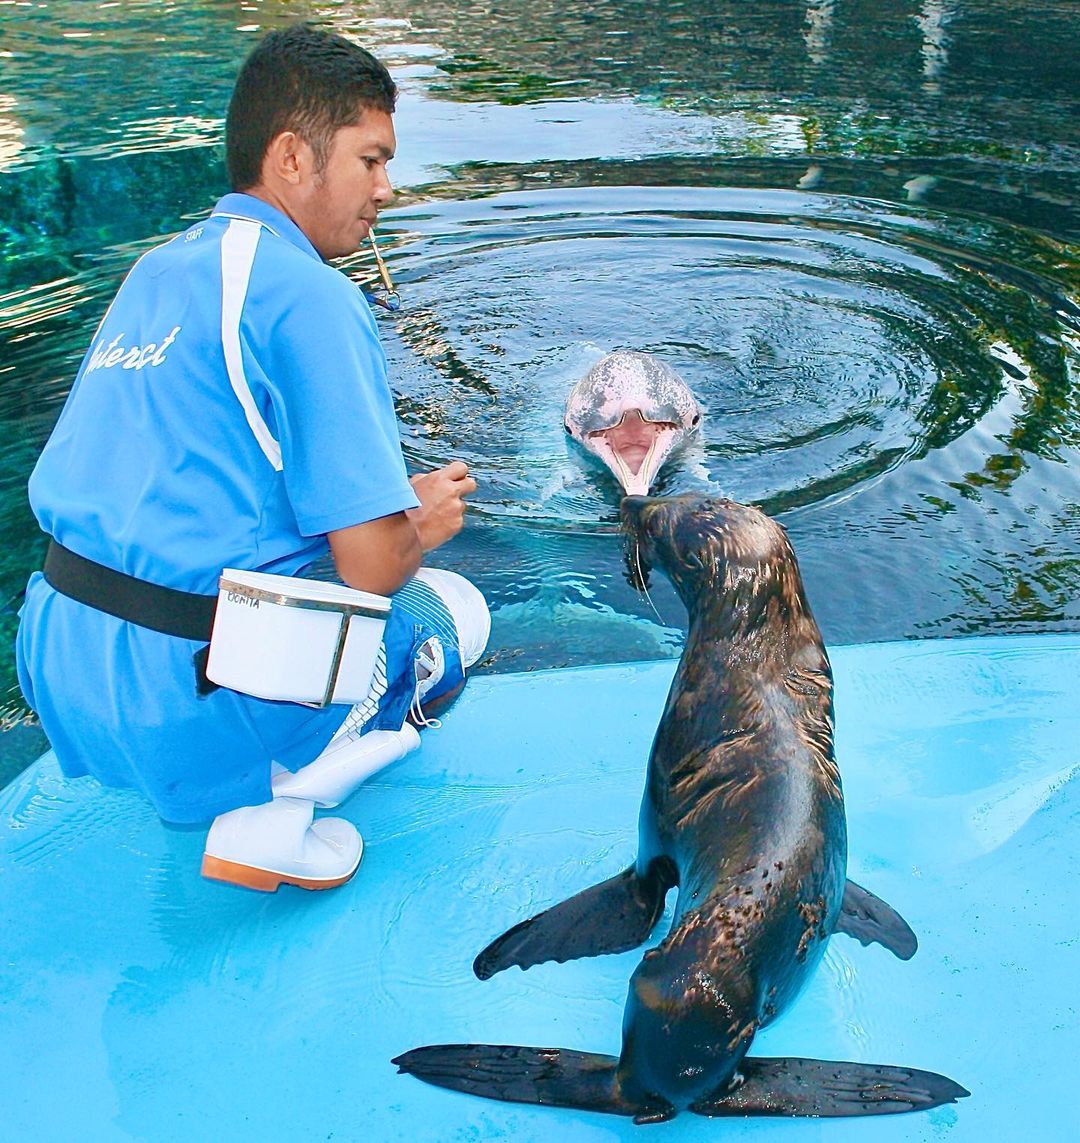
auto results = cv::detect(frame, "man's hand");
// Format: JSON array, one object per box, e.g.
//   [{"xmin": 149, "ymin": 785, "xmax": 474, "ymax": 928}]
[
  {"xmin": 328, "ymin": 462, "xmax": 476, "ymax": 596},
  {"xmin": 407, "ymin": 461, "xmax": 477, "ymax": 552}
]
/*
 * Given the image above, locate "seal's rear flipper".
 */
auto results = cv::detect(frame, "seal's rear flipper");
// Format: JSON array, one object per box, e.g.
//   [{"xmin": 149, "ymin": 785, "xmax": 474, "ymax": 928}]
[
  {"xmin": 835, "ymin": 879, "xmax": 918, "ymax": 960},
  {"xmin": 474, "ymin": 862, "xmax": 673, "ymax": 980},
  {"xmin": 392, "ymin": 1044, "xmax": 675, "ymax": 1122},
  {"xmin": 690, "ymin": 1056, "xmax": 969, "ymax": 1117}
]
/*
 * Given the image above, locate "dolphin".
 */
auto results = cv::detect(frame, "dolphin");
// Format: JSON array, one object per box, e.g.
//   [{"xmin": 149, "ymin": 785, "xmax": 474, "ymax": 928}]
[{"xmin": 563, "ymin": 351, "xmax": 702, "ymax": 495}]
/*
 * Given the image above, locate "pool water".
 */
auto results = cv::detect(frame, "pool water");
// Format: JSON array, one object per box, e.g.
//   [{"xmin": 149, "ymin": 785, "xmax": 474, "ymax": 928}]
[
  {"xmin": 2, "ymin": 2, "xmax": 1079, "ymax": 777},
  {"xmin": 1, "ymin": 635, "xmax": 1076, "ymax": 1139}
]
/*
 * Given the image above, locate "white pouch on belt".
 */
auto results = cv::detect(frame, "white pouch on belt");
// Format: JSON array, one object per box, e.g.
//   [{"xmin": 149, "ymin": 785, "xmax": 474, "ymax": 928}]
[{"xmin": 205, "ymin": 569, "xmax": 391, "ymax": 707}]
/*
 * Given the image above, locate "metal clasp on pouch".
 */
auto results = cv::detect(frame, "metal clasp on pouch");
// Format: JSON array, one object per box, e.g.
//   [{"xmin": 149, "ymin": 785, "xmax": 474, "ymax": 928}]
[{"xmin": 217, "ymin": 578, "xmax": 387, "ymax": 709}]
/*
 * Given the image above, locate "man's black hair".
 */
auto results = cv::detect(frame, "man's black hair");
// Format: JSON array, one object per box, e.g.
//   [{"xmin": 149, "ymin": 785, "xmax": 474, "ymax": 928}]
[{"xmin": 226, "ymin": 23, "xmax": 397, "ymax": 191}]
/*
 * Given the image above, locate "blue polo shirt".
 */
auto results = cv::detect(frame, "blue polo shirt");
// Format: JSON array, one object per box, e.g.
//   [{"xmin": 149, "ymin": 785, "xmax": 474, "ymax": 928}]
[{"xmin": 17, "ymin": 193, "xmax": 421, "ymax": 822}]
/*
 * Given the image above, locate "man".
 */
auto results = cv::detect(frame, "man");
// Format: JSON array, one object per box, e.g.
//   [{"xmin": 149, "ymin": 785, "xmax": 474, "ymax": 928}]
[{"xmin": 16, "ymin": 24, "xmax": 489, "ymax": 893}]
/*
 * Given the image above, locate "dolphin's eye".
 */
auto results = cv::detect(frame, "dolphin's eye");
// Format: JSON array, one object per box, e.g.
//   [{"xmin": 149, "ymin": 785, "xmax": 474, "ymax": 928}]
[{"xmin": 691, "ymin": 414, "xmax": 700, "ymax": 426}]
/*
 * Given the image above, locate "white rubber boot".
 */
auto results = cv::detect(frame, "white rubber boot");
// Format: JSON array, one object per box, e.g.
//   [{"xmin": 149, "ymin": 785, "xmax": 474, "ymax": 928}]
[
  {"xmin": 270, "ymin": 723, "xmax": 421, "ymax": 808},
  {"xmin": 201, "ymin": 796, "xmax": 363, "ymax": 892}
]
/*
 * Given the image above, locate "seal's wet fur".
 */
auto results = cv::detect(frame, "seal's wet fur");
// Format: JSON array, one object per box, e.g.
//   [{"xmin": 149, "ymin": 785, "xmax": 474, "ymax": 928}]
[{"xmin": 395, "ymin": 495, "xmax": 967, "ymax": 1122}]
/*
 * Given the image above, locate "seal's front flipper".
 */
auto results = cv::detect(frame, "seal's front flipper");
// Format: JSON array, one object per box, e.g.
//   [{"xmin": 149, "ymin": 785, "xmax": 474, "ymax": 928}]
[
  {"xmin": 834, "ymin": 879, "xmax": 918, "ymax": 960},
  {"xmin": 393, "ymin": 1044, "xmax": 674, "ymax": 1122},
  {"xmin": 690, "ymin": 1056, "xmax": 969, "ymax": 1118},
  {"xmin": 474, "ymin": 862, "xmax": 673, "ymax": 980}
]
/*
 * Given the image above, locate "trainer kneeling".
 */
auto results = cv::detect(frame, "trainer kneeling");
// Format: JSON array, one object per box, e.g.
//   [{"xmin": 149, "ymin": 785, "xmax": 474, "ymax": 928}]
[{"xmin": 15, "ymin": 26, "xmax": 488, "ymax": 893}]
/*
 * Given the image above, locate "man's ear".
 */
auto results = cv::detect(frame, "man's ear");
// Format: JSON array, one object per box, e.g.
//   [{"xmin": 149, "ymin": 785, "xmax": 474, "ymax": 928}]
[{"xmin": 260, "ymin": 131, "xmax": 312, "ymax": 187}]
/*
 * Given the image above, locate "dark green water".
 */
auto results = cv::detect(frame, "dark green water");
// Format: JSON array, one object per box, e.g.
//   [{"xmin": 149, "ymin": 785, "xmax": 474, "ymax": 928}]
[{"xmin": 2, "ymin": 0, "xmax": 1078, "ymax": 783}]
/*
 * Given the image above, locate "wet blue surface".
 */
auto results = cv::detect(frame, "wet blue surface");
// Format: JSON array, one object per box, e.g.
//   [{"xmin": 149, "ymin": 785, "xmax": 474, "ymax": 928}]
[{"xmin": 1, "ymin": 634, "xmax": 1076, "ymax": 1141}]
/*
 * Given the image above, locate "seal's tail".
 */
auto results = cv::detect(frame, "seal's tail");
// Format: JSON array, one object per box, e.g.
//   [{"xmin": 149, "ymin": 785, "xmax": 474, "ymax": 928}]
[
  {"xmin": 393, "ymin": 1045, "xmax": 967, "ymax": 1122},
  {"xmin": 690, "ymin": 1056, "xmax": 970, "ymax": 1118},
  {"xmin": 392, "ymin": 1044, "xmax": 674, "ymax": 1123}
]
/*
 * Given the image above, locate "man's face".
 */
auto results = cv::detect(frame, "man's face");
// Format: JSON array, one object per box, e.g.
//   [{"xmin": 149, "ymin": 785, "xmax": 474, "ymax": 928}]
[{"xmin": 300, "ymin": 109, "xmax": 396, "ymax": 260}]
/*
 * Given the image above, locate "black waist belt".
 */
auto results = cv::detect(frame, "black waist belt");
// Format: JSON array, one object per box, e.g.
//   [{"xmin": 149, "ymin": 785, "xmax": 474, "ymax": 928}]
[{"xmin": 43, "ymin": 540, "xmax": 217, "ymax": 643}]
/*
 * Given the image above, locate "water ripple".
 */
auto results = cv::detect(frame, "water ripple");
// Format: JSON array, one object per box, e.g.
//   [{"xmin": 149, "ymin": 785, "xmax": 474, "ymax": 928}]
[{"xmin": 367, "ymin": 184, "xmax": 1078, "ymax": 528}]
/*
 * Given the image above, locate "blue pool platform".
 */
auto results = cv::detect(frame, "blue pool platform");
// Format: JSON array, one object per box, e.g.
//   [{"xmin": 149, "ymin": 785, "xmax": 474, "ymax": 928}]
[{"xmin": 1, "ymin": 634, "xmax": 1077, "ymax": 1141}]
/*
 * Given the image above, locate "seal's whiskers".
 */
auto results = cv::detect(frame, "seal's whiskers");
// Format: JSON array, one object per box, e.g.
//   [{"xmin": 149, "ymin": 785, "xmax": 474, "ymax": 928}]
[{"xmin": 634, "ymin": 540, "xmax": 664, "ymax": 622}]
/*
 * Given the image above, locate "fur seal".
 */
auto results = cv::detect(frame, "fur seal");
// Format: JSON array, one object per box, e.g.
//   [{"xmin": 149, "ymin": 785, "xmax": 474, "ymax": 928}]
[
  {"xmin": 564, "ymin": 350, "xmax": 701, "ymax": 495},
  {"xmin": 395, "ymin": 494, "xmax": 967, "ymax": 1123}
]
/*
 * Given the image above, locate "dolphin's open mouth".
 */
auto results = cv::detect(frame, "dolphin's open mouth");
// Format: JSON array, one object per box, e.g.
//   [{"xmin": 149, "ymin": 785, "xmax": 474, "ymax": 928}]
[{"xmin": 587, "ymin": 411, "xmax": 679, "ymax": 496}]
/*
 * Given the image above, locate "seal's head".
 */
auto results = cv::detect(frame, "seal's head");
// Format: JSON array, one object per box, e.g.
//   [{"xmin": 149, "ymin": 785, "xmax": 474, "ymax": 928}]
[
  {"xmin": 564, "ymin": 351, "xmax": 701, "ymax": 496},
  {"xmin": 621, "ymin": 494, "xmax": 814, "ymax": 633}
]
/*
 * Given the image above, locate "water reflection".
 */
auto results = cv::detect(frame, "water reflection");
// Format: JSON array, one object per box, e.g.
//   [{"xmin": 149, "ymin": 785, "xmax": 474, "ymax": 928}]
[
  {"xmin": 804, "ymin": 0, "xmax": 835, "ymax": 67},
  {"xmin": 0, "ymin": 94, "xmax": 25, "ymax": 171},
  {"xmin": 1, "ymin": 1, "xmax": 1077, "ymax": 170},
  {"xmin": 915, "ymin": 1, "xmax": 955, "ymax": 93}
]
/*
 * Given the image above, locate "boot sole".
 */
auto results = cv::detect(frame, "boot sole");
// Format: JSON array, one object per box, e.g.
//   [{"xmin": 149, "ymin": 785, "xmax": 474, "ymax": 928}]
[{"xmin": 200, "ymin": 852, "xmax": 361, "ymax": 893}]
